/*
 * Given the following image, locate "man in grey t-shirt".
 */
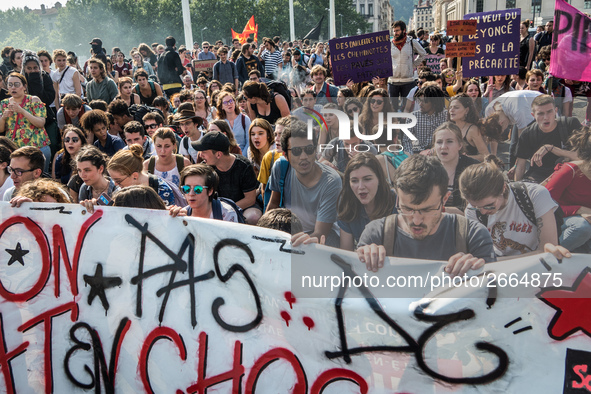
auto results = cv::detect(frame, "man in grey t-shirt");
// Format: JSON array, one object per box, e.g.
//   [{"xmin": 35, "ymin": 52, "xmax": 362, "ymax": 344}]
[
  {"xmin": 267, "ymin": 120, "xmax": 342, "ymax": 245},
  {"xmin": 357, "ymin": 155, "xmax": 496, "ymax": 277}
]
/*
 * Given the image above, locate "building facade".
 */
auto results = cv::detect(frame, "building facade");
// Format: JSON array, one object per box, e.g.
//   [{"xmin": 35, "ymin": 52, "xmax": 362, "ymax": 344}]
[
  {"xmin": 432, "ymin": 0, "xmax": 588, "ymax": 33},
  {"xmin": 354, "ymin": 0, "xmax": 395, "ymax": 32},
  {"xmin": 412, "ymin": 0, "xmax": 434, "ymax": 32}
]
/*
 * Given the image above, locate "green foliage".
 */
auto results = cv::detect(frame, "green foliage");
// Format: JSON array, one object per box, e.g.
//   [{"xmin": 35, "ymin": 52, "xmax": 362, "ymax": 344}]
[{"xmin": 0, "ymin": 0, "xmax": 373, "ymax": 56}]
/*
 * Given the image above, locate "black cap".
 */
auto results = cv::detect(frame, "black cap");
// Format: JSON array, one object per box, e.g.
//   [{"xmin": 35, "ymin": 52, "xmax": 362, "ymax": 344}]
[
  {"xmin": 89, "ymin": 38, "xmax": 102, "ymax": 46},
  {"xmin": 191, "ymin": 131, "xmax": 230, "ymax": 152}
]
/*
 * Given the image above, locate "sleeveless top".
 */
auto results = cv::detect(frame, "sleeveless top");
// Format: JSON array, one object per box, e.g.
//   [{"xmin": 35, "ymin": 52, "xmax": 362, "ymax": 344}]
[
  {"xmin": 54, "ymin": 66, "xmax": 78, "ymax": 95},
  {"xmin": 136, "ymin": 81, "xmax": 159, "ymax": 106},
  {"xmin": 154, "ymin": 165, "xmax": 181, "ymax": 187},
  {"xmin": 462, "ymin": 124, "xmax": 479, "ymax": 157},
  {"xmin": 250, "ymin": 93, "xmax": 282, "ymax": 125}
]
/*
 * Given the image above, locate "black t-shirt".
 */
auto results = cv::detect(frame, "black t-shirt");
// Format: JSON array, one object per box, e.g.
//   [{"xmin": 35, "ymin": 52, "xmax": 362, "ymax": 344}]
[
  {"xmin": 214, "ymin": 154, "xmax": 259, "ymax": 204},
  {"xmin": 516, "ymin": 116, "xmax": 581, "ymax": 171}
]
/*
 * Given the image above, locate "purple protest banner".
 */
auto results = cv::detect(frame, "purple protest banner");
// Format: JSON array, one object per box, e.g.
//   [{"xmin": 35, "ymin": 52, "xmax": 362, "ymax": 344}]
[
  {"xmin": 330, "ymin": 30, "xmax": 392, "ymax": 85},
  {"xmin": 461, "ymin": 8, "xmax": 520, "ymax": 78}
]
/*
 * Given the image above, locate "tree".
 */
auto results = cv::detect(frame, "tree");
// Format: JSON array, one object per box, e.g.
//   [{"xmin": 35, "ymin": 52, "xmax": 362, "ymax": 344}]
[{"xmin": 0, "ymin": 8, "xmax": 48, "ymax": 51}]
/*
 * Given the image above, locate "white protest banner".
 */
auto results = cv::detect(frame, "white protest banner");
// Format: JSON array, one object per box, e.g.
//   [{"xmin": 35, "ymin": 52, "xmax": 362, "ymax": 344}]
[{"xmin": 1, "ymin": 203, "xmax": 591, "ymax": 392}]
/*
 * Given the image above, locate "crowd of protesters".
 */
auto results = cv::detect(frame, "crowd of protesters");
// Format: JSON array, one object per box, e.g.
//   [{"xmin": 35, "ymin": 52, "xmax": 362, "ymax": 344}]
[{"xmin": 0, "ymin": 17, "xmax": 588, "ymax": 273}]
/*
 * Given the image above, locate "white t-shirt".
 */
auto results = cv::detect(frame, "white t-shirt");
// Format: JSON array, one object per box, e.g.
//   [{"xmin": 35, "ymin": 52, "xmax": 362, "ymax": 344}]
[
  {"xmin": 406, "ymin": 86, "xmax": 420, "ymax": 112},
  {"xmin": 178, "ymin": 136, "xmax": 200, "ymax": 163},
  {"xmin": 466, "ymin": 183, "xmax": 557, "ymax": 257},
  {"xmin": 52, "ymin": 66, "xmax": 78, "ymax": 95},
  {"xmin": 209, "ymin": 200, "xmax": 239, "ymax": 222},
  {"xmin": 485, "ymin": 90, "xmax": 542, "ymax": 130},
  {"xmin": 0, "ymin": 177, "xmax": 14, "ymax": 201}
]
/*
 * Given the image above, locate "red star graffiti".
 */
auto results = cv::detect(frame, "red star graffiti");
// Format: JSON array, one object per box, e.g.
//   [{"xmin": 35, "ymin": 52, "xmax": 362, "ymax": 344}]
[{"xmin": 537, "ymin": 267, "xmax": 591, "ymax": 341}]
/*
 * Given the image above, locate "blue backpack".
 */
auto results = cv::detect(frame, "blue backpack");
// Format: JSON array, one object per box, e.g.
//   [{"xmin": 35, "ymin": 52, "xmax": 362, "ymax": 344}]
[{"xmin": 263, "ymin": 154, "xmax": 289, "ymax": 212}]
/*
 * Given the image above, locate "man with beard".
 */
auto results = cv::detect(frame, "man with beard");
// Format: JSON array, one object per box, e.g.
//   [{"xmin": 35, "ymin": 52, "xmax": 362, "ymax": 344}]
[
  {"xmin": 356, "ymin": 155, "xmax": 496, "ymax": 276},
  {"xmin": 266, "ymin": 120, "xmax": 342, "ymax": 246},
  {"xmin": 388, "ymin": 21, "xmax": 426, "ymax": 112},
  {"xmin": 236, "ymin": 43, "xmax": 264, "ymax": 85}
]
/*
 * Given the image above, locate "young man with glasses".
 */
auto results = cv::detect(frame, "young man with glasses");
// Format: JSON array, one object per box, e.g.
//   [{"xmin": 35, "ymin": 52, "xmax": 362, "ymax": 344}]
[
  {"xmin": 191, "ymin": 131, "xmax": 261, "ymax": 224},
  {"xmin": 122, "ymin": 121, "xmax": 155, "ymax": 160},
  {"xmin": 356, "ymin": 155, "xmax": 495, "ymax": 276},
  {"xmin": 267, "ymin": 120, "xmax": 342, "ymax": 246},
  {"xmin": 142, "ymin": 112, "xmax": 164, "ymax": 138},
  {"xmin": 176, "ymin": 108, "xmax": 204, "ymax": 164},
  {"xmin": 198, "ymin": 41, "xmax": 216, "ymax": 61},
  {"xmin": 3, "ymin": 146, "xmax": 45, "ymax": 201}
]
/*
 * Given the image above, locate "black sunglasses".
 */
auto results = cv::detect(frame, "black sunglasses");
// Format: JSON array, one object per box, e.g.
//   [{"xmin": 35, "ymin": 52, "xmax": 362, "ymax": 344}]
[
  {"xmin": 64, "ymin": 137, "xmax": 80, "ymax": 143},
  {"xmin": 369, "ymin": 99, "xmax": 384, "ymax": 105},
  {"xmin": 289, "ymin": 145, "xmax": 315, "ymax": 156}
]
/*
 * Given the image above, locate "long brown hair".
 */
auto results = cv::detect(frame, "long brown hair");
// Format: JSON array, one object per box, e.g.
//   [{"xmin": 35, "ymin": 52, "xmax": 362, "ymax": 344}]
[
  {"xmin": 358, "ymin": 89, "xmax": 393, "ymax": 138},
  {"xmin": 248, "ymin": 118, "xmax": 274, "ymax": 166},
  {"xmin": 216, "ymin": 91, "xmax": 240, "ymax": 119},
  {"xmin": 337, "ymin": 153, "xmax": 394, "ymax": 223}
]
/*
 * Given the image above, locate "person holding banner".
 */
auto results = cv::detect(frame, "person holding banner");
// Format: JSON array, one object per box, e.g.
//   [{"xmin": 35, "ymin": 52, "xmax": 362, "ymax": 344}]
[{"xmin": 388, "ymin": 20, "xmax": 426, "ymax": 112}]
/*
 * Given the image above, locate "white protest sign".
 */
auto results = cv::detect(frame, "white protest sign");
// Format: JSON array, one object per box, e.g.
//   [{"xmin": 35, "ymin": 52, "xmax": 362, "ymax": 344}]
[{"xmin": 1, "ymin": 203, "xmax": 590, "ymax": 393}]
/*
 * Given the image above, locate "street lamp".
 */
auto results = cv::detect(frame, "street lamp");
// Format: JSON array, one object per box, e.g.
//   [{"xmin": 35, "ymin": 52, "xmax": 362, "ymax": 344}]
[
  {"xmin": 201, "ymin": 27, "xmax": 208, "ymax": 43},
  {"xmin": 338, "ymin": 14, "xmax": 343, "ymax": 37}
]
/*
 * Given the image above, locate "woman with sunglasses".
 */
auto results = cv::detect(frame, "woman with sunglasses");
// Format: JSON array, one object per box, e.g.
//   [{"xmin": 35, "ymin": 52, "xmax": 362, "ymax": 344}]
[
  {"xmin": 0, "ymin": 72, "xmax": 50, "ymax": 165},
  {"xmin": 459, "ymin": 156, "xmax": 558, "ymax": 259},
  {"xmin": 52, "ymin": 125, "xmax": 87, "ymax": 185},
  {"xmin": 441, "ymin": 67, "xmax": 464, "ymax": 97},
  {"xmin": 337, "ymin": 153, "xmax": 396, "ymax": 251},
  {"xmin": 107, "ymin": 144, "xmax": 176, "ymax": 206},
  {"xmin": 168, "ymin": 164, "xmax": 239, "ymax": 222},
  {"xmin": 358, "ymin": 89, "xmax": 393, "ymax": 138},
  {"xmin": 216, "ymin": 91, "xmax": 250, "ymax": 153},
  {"xmin": 75, "ymin": 145, "xmax": 118, "ymax": 206}
]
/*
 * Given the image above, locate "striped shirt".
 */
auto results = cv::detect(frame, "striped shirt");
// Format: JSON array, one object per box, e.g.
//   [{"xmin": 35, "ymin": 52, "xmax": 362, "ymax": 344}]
[{"xmin": 261, "ymin": 49, "xmax": 282, "ymax": 77}]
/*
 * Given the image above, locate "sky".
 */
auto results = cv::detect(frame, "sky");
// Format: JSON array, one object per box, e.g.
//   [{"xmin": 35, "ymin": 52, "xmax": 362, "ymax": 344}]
[{"xmin": 0, "ymin": 0, "xmax": 69, "ymax": 12}]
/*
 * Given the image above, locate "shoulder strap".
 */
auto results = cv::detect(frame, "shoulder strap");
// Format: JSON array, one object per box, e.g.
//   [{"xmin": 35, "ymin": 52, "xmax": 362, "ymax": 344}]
[
  {"xmin": 134, "ymin": 84, "xmax": 140, "ymax": 95},
  {"xmin": 454, "ymin": 215, "xmax": 469, "ymax": 254},
  {"xmin": 58, "ymin": 66, "xmax": 70, "ymax": 84},
  {"xmin": 382, "ymin": 154, "xmax": 394, "ymax": 188},
  {"xmin": 241, "ymin": 113, "xmax": 246, "ymax": 129},
  {"xmin": 278, "ymin": 158, "xmax": 289, "ymax": 207},
  {"xmin": 510, "ymin": 182, "xmax": 537, "ymax": 225},
  {"xmin": 383, "ymin": 214, "xmax": 398, "ymax": 257},
  {"xmin": 175, "ymin": 154, "xmax": 185, "ymax": 172},
  {"xmin": 149, "ymin": 81, "xmax": 156, "ymax": 95},
  {"xmin": 182, "ymin": 136, "xmax": 190, "ymax": 151},
  {"xmin": 148, "ymin": 156, "xmax": 156, "ymax": 174},
  {"xmin": 212, "ymin": 198, "xmax": 223, "ymax": 220},
  {"xmin": 557, "ymin": 116, "xmax": 569, "ymax": 146}
]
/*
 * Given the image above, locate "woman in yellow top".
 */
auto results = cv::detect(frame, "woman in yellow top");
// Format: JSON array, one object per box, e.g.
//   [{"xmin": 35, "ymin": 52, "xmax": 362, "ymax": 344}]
[{"xmin": 0, "ymin": 72, "xmax": 50, "ymax": 170}]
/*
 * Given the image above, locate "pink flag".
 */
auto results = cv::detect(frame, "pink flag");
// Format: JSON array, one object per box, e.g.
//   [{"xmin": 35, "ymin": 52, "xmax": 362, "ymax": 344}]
[{"xmin": 549, "ymin": 0, "xmax": 591, "ymax": 82}]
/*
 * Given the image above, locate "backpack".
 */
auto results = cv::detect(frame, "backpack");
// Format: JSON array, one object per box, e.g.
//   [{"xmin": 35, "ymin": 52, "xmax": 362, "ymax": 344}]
[
  {"xmin": 265, "ymin": 80, "xmax": 292, "ymax": 109},
  {"xmin": 147, "ymin": 154, "xmax": 185, "ymax": 175},
  {"xmin": 147, "ymin": 174, "xmax": 187, "ymax": 207},
  {"xmin": 129, "ymin": 104, "xmax": 164, "ymax": 125},
  {"xmin": 382, "ymin": 214, "xmax": 469, "ymax": 257},
  {"xmin": 263, "ymin": 154, "xmax": 289, "ymax": 212},
  {"xmin": 475, "ymin": 182, "xmax": 564, "ymax": 237},
  {"xmin": 212, "ymin": 197, "xmax": 246, "ymax": 223},
  {"xmin": 181, "ymin": 136, "xmax": 196, "ymax": 164}
]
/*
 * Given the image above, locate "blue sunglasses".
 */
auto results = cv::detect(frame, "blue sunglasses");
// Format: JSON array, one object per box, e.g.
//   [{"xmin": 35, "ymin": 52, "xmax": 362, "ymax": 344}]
[{"xmin": 181, "ymin": 185, "xmax": 209, "ymax": 194}]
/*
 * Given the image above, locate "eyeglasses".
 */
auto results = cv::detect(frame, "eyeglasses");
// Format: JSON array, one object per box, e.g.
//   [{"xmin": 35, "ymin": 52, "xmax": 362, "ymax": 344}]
[
  {"xmin": 369, "ymin": 99, "xmax": 384, "ymax": 105},
  {"xmin": 466, "ymin": 198, "xmax": 499, "ymax": 212},
  {"xmin": 112, "ymin": 174, "xmax": 130, "ymax": 185},
  {"xmin": 64, "ymin": 137, "xmax": 80, "ymax": 143},
  {"xmin": 145, "ymin": 123, "xmax": 159, "ymax": 130},
  {"xmin": 289, "ymin": 145, "xmax": 315, "ymax": 156},
  {"xmin": 203, "ymin": 46, "xmax": 210, "ymax": 49},
  {"xmin": 396, "ymin": 200, "xmax": 443, "ymax": 216},
  {"xmin": 346, "ymin": 107, "xmax": 360, "ymax": 114},
  {"xmin": 194, "ymin": 96, "xmax": 205, "ymax": 100},
  {"xmin": 181, "ymin": 185, "xmax": 209, "ymax": 194},
  {"xmin": 7, "ymin": 82, "xmax": 22, "ymax": 88},
  {"xmin": 7, "ymin": 166, "xmax": 35, "ymax": 177},
  {"xmin": 222, "ymin": 99, "xmax": 234, "ymax": 106}
]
